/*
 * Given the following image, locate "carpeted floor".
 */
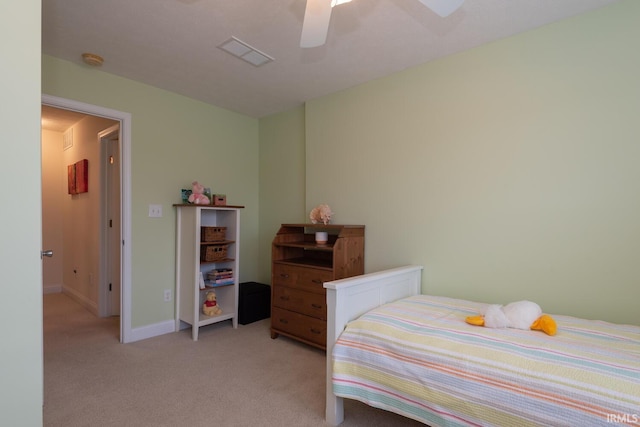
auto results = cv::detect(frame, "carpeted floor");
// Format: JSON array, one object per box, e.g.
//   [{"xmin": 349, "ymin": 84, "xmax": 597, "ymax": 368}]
[{"xmin": 43, "ymin": 293, "xmax": 422, "ymax": 426}]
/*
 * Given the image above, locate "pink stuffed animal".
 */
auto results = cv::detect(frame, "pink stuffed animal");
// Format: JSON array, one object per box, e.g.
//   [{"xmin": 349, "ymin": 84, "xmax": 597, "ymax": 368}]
[
  {"xmin": 309, "ymin": 204, "xmax": 333, "ymax": 225},
  {"xmin": 188, "ymin": 181, "xmax": 210, "ymax": 205}
]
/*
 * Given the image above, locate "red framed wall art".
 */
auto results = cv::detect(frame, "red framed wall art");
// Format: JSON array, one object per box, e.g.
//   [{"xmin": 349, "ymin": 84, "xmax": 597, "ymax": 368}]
[{"xmin": 67, "ymin": 159, "xmax": 88, "ymax": 195}]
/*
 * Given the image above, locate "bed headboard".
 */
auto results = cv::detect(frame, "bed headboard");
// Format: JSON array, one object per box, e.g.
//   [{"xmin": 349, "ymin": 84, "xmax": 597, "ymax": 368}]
[
  {"xmin": 324, "ymin": 265, "xmax": 423, "ymax": 344},
  {"xmin": 324, "ymin": 265, "xmax": 424, "ymax": 425}
]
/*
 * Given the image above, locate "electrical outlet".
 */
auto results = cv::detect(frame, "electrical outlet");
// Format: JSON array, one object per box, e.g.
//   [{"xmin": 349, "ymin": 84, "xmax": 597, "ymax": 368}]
[
  {"xmin": 149, "ymin": 204, "xmax": 163, "ymax": 218},
  {"xmin": 164, "ymin": 289, "xmax": 172, "ymax": 302}
]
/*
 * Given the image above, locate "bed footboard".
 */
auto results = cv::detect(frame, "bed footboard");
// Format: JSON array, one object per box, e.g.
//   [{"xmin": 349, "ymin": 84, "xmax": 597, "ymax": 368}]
[{"xmin": 324, "ymin": 265, "xmax": 423, "ymax": 425}]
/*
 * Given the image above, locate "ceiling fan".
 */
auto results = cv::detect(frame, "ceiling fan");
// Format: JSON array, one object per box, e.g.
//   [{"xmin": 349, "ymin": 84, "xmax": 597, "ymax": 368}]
[{"xmin": 300, "ymin": 0, "xmax": 465, "ymax": 48}]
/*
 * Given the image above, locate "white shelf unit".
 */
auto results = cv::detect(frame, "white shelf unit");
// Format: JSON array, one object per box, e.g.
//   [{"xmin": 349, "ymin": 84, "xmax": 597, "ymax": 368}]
[{"xmin": 174, "ymin": 204, "xmax": 243, "ymax": 340}]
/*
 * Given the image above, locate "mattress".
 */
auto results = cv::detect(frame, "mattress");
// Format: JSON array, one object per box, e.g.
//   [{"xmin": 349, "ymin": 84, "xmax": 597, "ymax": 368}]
[{"xmin": 332, "ymin": 295, "xmax": 640, "ymax": 426}]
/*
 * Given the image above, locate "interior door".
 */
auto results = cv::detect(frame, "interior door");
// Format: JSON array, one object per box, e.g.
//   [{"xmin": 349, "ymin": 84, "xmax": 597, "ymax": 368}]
[{"xmin": 106, "ymin": 131, "xmax": 121, "ymax": 316}]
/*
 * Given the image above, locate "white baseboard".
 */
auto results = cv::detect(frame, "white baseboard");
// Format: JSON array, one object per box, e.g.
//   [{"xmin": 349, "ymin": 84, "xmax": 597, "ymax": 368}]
[
  {"xmin": 128, "ymin": 320, "xmax": 177, "ymax": 343},
  {"xmin": 53, "ymin": 284, "xmax": 176, "ymax": 343},
  {"xmin": 62, "ymin": 286, "xmax": 99, "ymax": 316},
  {"xmin": 43, "ymin": 284, "xmax": 62, "ymax": 294}
]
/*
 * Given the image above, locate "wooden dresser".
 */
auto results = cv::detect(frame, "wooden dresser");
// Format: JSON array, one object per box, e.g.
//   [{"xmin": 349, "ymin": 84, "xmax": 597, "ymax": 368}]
[{"xmin": 270, "ymin": 223, "xmax": 365, "ymax": 349}]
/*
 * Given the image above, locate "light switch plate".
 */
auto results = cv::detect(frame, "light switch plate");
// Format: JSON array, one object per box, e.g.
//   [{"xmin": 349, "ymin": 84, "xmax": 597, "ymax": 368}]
[{"xmin": 148, "ymin": 204, "xmax": 163, "ymax": 218}]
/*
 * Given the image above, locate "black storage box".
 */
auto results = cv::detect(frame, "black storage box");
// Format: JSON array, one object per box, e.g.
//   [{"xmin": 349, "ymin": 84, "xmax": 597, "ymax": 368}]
[{"xmin": 238, "ymin": 282, "xmax": 271, "ymax": 325}]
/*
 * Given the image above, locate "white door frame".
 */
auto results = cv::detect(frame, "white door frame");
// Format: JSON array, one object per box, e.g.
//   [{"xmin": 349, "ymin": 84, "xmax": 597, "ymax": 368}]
[{"xmin": 42, "ymin": 94, "xmax": 133, "ymax": 343}]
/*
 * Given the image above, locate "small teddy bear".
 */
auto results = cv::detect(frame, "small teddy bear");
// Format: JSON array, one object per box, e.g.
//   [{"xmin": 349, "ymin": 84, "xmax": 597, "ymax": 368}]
[
  {"xmin": 188, "ymin": 181, "xmax": 210, "ymax": 205},
  {"xmin": 309, "ymin": 204, "xmax": 333, "ymax": 225},
  {"xmin": 202, "ymin": 291, "xmax": 222, "ymax": 316}
]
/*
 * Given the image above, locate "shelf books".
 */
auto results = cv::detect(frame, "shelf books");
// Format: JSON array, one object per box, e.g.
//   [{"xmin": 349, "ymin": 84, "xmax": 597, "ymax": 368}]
[
  {"xmin": 206, "ymin": 268, "xmax": 234, "ymax": 286},
  {"xmin": 208, "ymin": 268, "xmax": 233, "ymax": 280}
]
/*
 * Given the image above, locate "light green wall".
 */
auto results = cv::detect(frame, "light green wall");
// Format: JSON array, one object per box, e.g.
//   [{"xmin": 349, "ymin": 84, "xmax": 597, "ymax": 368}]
[
  {"xmin": 1, "ymin": 0, "xmax": 44, "ymax": 424},
  {"xmin": 258, "ymin": 106, "xmax": 307, "ymax": 282},
  {"xmin": 42, "ymin": 55, "xmax": 260, "ymax": 327},
  {"xmin": 304, "ymin": 0, "xmax": 640, "ymax": 325}
]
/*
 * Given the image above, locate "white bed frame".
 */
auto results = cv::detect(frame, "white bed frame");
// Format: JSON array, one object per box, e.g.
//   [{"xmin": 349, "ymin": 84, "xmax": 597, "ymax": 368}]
[{"xmin": 324, "ymin": 265, "xmax": 424, "ymax": 426}]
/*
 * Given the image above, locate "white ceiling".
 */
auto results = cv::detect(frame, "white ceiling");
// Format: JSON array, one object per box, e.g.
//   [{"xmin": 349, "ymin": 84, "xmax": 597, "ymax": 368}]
[
  {"xmin": 41, "ymin": 105, "xmax": 88, "ymax": 132},
  {"xmin": 42, "ymin": 0, "xmax": 620, "ymax": 119}
]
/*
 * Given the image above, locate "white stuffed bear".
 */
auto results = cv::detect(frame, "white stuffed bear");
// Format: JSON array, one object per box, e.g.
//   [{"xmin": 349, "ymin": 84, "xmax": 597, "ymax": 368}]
[{"xmin": 466, "ymin": 300, "xmax": 557, "ymax": 335}]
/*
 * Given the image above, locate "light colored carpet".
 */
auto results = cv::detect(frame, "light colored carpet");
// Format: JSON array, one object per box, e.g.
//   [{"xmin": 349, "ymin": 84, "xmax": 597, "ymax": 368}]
[{"xmin": 43, "ymin": 293, "xmax": 423, "ymax": 426}]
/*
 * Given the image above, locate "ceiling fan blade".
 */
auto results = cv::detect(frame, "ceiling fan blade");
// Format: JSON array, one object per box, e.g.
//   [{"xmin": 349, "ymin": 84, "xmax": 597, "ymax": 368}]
[
  {"xmin": 417, "ymin": 0, "xmax": 465, "ymax": 17},
  {"xmin": 300, "ymin": 0, "xmax": 333, "ymax": 48}
]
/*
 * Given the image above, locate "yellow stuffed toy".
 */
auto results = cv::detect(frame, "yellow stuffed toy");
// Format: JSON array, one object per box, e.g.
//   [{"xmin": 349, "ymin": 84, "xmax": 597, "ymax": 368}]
[
  {"xmin": 465, "ymin": 300, "xmax": 557, "ymax": 336},
  {"xmin": 202, "ymin": 291, "xmax": 222, "ymax": 316}
]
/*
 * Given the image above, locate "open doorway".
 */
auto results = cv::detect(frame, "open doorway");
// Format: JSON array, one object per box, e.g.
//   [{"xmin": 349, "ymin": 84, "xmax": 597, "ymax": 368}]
[
  {"xmin": 41, "ymin": 107, "xmax": 120, "ymax": 327},
  {"xmin": 41, "ymin": 94, "xmax": 133, "ymax": 343}
]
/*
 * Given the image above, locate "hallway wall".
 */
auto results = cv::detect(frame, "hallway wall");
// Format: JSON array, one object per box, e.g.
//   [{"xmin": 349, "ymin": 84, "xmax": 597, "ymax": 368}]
[{"xmin": 42, "ymin": 128, "xmax": 65, "ymax": 293}]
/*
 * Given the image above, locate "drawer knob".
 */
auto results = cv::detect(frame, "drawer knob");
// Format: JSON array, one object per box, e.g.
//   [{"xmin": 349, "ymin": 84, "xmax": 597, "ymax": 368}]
[
  {"xmin": 280, "ymin": 296, "xmax": 290, "ymax": 301},
  {"xmin": 310, "ymin": 328, "xmax": 321, "ymax": 335},
  {"xmin": 311, "ymin": 279, "xmax": 323, "ymax": 284},
  {"xmin": 280, "ymin": 273, "xmax": 290, "ymax": 278},
  {"xmin": 279, "ymin": 318, "xmax": 289, "ymax": 324},
  {"xmin": 311, "ymin": 303, "xmax": 322, "ymax": 309}
]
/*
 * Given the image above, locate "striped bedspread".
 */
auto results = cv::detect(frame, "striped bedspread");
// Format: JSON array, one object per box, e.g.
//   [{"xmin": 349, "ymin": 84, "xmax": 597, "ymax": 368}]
[{"xmin": 332, "ymin": 295, "xmax": 640, "ymax": 426}]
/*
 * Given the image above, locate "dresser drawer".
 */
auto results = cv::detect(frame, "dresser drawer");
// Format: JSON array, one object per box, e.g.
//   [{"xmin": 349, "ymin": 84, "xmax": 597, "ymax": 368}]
[
  {"xmin": 272, "ymin": 263, "xmax": 332, "ymax": 294},
  {"xmin": 272, "ymin": 286, "xmax": 326, "ymax": 320},
  {"xmin": 271, "ymin": 307, "xmax": 326, "ymax": 347}
]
